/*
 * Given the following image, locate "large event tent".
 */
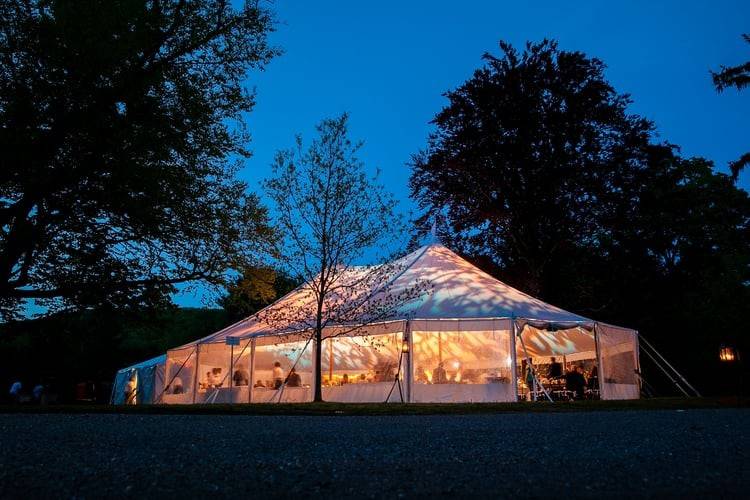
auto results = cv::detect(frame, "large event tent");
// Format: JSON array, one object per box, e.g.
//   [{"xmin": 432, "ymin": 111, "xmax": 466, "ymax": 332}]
[{"xmin": 114, "ymin": 243, "xmax": 640, "ymax": 404}]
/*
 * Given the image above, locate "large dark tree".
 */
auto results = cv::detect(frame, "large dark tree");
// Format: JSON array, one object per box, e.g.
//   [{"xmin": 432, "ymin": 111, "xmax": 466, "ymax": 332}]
[
  {"xmin": 411, "ymin": 40, "xmax": 750, "ymax": 394},
  {"xmin": 0, "ymin": 0, "xmax": 278, "ymax": 319},
  {"xmin": 711, "ymin": 33, "xmax": 750, "ymax": 180},
  {"xmin": 411, "ymin": 40, "xmax": 653, "ymax": 298}
]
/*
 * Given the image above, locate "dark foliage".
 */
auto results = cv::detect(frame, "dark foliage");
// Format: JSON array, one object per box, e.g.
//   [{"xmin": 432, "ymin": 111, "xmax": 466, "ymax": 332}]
[
  {"xmin": 0, "ymin": 307, "xmax": 228, "ymax": 402},
  {"xmin": 0, "ymin": 0, "xmax": 279, "ymax": 319},
  {"xmin": 219, "ymin": 266, "xmax": 301, "ymax": 322},
  {"xmin": 711, "ymin": 34, "xmax": 750, "ymax": 180},
  {"xmin": 411, "ymin": 40, "xmax": 750, "ymax": 394}
]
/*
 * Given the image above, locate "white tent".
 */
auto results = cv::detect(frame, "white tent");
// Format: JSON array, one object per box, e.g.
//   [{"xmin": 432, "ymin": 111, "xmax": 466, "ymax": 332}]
[
  {"xmin": 111, "ymin": 354, "xmax": 166, "ymax": 405},
  {"xmin": 119, "ymin": 244, "xmax": 640, "ymax": 404}
]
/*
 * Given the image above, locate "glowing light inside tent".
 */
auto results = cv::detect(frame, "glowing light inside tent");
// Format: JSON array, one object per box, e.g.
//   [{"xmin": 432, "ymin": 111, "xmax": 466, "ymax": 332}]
[{"xmin": 719, "ymin": 346, "xmax": 737, "ymax": 362}]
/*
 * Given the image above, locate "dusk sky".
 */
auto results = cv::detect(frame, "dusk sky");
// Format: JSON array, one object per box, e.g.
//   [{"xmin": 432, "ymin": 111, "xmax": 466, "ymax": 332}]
[{"xmin": 176, "ymin": 0, "xmax": 749, "ymax": 307}]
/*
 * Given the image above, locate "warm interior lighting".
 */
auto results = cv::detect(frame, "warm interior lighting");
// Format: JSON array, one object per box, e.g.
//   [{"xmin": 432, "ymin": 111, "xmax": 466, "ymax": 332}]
[
  {"xmin": 402, "ymin": 342, "xmax": 409, "ymax": 353},
  {"xmin": 719, "ymin": 346, "xmax": 737, "ymax": 363}
]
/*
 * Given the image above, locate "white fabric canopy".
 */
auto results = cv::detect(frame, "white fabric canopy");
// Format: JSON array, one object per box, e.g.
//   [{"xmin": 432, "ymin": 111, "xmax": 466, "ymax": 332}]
[
  {"xmin": 116, "ymin": 243, "xmax": 640, "ymax": 404},
  {"xmin": 174, "ymin": 243, "xmax": 590, "ymax": 348}
]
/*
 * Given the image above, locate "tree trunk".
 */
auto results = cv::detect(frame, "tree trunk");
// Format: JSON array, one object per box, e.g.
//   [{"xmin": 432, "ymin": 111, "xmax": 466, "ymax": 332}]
[{"xmin": 313, "ymin": 325, "xmax": 323, "ymax": 402}]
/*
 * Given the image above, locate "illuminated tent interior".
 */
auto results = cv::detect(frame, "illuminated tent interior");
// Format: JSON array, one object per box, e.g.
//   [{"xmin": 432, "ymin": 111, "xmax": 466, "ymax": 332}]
[{"xmin": 114, "ymin": 244, "xmax": 640, "ymax": 404}]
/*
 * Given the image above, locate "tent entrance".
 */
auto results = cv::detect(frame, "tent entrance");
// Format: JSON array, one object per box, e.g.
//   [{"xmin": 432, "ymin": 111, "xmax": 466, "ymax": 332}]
[{"xmin": 515, "ymin": 323, "xmax": 600, "ymax": 402}]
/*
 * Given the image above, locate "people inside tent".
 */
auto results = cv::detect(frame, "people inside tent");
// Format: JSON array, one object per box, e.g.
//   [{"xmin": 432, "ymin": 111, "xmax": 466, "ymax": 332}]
[
  {"xmin": 547, "ymin": 357, "xmax": 563, "ymax": 380},
  {"xmin": 233, "ymin": 363, "xmax": 250, "ymax": 386},
  {"xmin": 287, "ymin": 368, "xmax": 302, "ymax": 387},
  {"xmin": 433, "ymin": 361, "xmax": 448, "ymax": 384},
  {"xmin": 272, "ymin": 361, "xmax": 284, "ymax": 389},
  {"xmin": 565, "ymin": 365, "xmax": 587, "ymax": 400},
  {"xmin": 415, "ymin": 366, "xmax": 429, "ymax": 384},
  {"xmin": 254, "ymin": 379, "xmax": 265, "ymax": 388},
  {"xmin": 170, "ymin": 376, "xmax": 184, "ymax": 394},
  {"xmin": 202, "ymin": 368, "xmax": 223, "ymax": 389},
  {"xmin": 124, "ymin": 372, "xmax": 137, "ymax": 405},
  {"xmin": 524, "ymin": 360, "xmax": 536, "ymax": 398},
  {"xmin": 341, "ymin": 373, "xmax": 349, "ymax": 385}
]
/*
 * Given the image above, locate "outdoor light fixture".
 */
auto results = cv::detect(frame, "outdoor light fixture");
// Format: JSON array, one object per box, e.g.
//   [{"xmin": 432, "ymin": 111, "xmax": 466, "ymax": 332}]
[{"xmin": 719, "ymin": 345, "xmax": 738, "ymax": 363}]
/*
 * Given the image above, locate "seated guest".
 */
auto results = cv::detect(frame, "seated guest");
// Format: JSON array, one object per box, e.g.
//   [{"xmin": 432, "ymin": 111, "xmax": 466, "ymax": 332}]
[
  {"xmin": 565, "ymin": 365, "xmax": 587, "ymax": 399},
  {"xmin": 434, "ymin": 361, "xmax": 448, "ymax": 384},
  {"xmin": 547, "ymin": 357, "xmax": 563, "ymax": 379},
  {"xmin": 171, "ymin": 376, "xmax": 184, "ymax": 394},
  {"xmin": 287, "ymin": 368, "xmax": 302, "ymax": 387},
  {"xmin": 209, "ymin": 368, "xmax": 223, "ymax": 387},
  {"xmin": 232, "ymin": 364, "xmax": 250, "ymax": 386},
  {"xmin": 341, "ymin": 373, "xmax": 349, "ymax": 385},
  {"xmin": 253, "ymin": 379, "xmax": 265, "ymax": 388}
]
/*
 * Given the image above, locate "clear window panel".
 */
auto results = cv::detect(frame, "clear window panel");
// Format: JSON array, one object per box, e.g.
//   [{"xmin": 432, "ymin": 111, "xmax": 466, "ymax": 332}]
[
  {"xmin": 598, "ymin": 324, "xmax": 639, "ymax": 400},
  {"xmin": 163, "ymin": 347, "xmax": 196, "ymax": 404},
  {"xmin": 411, "ymin": 320, "xmax": 514, "ymax": 402},
  {"xmin": 252, "ymin": 338, "xmax": 314, "ymax": 403},
  {"xmin": 321, "ymin": 332, "xmax": 404, "ymax": 402}
]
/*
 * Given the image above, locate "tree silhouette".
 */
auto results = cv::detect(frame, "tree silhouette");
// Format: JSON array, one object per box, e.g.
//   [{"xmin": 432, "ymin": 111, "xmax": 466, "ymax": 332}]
[
  {"xmin": 711, "ymin": 34, "xmax": 750, "ymax": 180},
  {"xmin": 410, "ymin": 40, "xmax": 750, "ymax": 394},
  {"xmin": 263, "ymin": 114, "xmax": 428, "ymax": 402},
  {"xmin": 410, "ymin": 40, "xmax": 654, "ymax": 297},
  {"xmin": 0, "ymin": 0, "xmax": 279, "ymax": 319}
]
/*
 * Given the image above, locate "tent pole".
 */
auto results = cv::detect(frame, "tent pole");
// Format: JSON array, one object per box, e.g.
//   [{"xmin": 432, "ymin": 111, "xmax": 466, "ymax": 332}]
[
  {"xmin": 510, "ymin": 318, "xmax": 519, "ymax": 402},
  {"xmin": 328, "ymin": 337, "xmax": 334, "ymax": 385},
  {"xmin": 229, "ymin": 343, "xmax": 234, "ymax": 405},
  {"xmin": 249, "ymin": 339, "xmax": 256, "ymax": 404},
  {"xmin": 639, "ymin": 343, "xmax": 691, "ymax": 397},
  {"xmin": 594, "ymin": 323, "xmax": 605, "ymax": 400},
  {"xmin": 516, "ymin": 320, "xmax": 553, "ymax": 402},
  {"xmin": 405, "ymin": 320, "xmax": 412, "ymax": 403},
  {"xmin": 634, "ymin": 331, "xmax": 643, "ymax": 396},
  {"xmin": 192, "ymin": 344, "xmax": 201, "ymax": 404},
  {"xmin": 640, "ymin": 335, "xmax": 700, "ymax": 397}
]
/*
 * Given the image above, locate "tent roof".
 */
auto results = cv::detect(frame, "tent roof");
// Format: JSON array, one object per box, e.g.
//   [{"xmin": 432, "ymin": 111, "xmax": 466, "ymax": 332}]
[
  {"xmin": 172, "ymin": 243, "xmax": 590, "ymax": 350},
  {"xmin": 117, "ymin": 354, "xmax": 166, "ymax": 374}
]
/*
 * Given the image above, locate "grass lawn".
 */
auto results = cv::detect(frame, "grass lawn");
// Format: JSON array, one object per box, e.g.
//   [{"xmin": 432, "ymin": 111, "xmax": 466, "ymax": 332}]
[{"xmin": 0, "ymin": 396, "xmax": 746, "ymax": 415}]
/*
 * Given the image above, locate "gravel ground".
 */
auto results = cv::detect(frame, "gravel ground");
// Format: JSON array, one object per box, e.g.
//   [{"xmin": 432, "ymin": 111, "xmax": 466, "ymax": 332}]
[{"xmin": 0, "ymin": 409, "xmax": 747, "ymax": 499}]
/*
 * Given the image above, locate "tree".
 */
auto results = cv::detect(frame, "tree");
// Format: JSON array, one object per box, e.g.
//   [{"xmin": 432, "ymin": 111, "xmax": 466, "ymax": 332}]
[
  {"xmin": 410, "ymin": 40, "xmax": 654, "ymax": 299},
  {"xmin": 220, "ymin": 266, "xmax": 300, "ymax": 322},
  {"xmin": 410, "ymin": 39, "xmax": 750, "ymax": 394},
  {"xmin": 0, "ymin": 0, "xmax": 279, "ymax": 319},
  {"xmin": 263, "ymin": 114, "xmax": 427, "ymax": 402},
  {"xmin": 711, "ymin": 34, "xmax": 750, "ymax": 180}
]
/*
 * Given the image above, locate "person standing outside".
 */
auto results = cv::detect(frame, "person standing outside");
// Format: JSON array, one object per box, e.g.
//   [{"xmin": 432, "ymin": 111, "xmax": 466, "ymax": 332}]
[{"xmin": 8, "ymin": 380, "xmax": 22, "ymax": 404}]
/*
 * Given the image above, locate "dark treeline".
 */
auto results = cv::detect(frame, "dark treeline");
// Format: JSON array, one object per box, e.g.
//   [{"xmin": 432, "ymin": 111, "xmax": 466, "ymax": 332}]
[
  {"xmin": 410, "ymin": 40, "xmax": 749, "ymax": 394},
  {"xmin": 0, "ymin": 2, "xmax": 747, "ymax": 399}
]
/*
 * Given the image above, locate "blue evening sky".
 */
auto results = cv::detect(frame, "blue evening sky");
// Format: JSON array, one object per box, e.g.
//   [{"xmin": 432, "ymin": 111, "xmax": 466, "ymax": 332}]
[{"xmin": 175, "ymin": 0, "xmax": 750, "ymax": 307}]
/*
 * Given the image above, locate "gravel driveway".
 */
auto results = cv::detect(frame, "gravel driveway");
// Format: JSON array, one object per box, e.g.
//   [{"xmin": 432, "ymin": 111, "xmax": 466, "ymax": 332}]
[{"xmin": 0, "ymin": 409, "xmax": 747, "ymax": 498}]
